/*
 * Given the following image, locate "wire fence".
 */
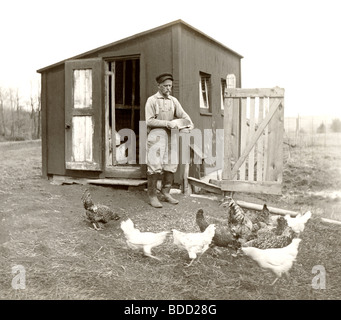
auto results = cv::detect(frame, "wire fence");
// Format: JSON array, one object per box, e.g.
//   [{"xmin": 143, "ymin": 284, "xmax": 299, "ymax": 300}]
[{"xmin": 284, "ymin": 115, "xmax": 341, "ymax": 147}]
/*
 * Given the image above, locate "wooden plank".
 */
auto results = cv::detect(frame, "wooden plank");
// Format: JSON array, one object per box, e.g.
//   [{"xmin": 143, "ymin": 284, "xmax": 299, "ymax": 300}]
[
  {"xmin": 321, "ymin": 218, "xmax": 341, "ymax": 226},
  {"xmin": 183, "ymin": 163, "xmax": 191, "ymax": 195},
  {"xmin": 275, "ymin": 98, "xmax": 284, "ymax": 183},
  {"xmin": 265, "ymin": 99, "xmax": 284, "ymax": 181},
  {"xmin": 225, "ymin": 87, "xmax": 284, "ymax": 98},
  {"xmin": 231, "ymin": 98, "xmax": 281, "ymax": 179},
  {"xmin": 104, "ymin": 62, "xmax": 110, "ymax": 167},
  {"xmin": 105, "ymin": 165, "xmax": 144, "ymax": 179},
  {"xmin": 232, "ymin": 97, "xmax": 240, "ymax": 166},
  {"xmin": 122, "ymin": 60, "xmax": 126, "ymax": 106},
  {"xmin": 256, "ymin": 97, "xmax": 264, "ymax": 181},
  {"xmin": 87, "ymin": 178, "xmax": 147, "ymax": 186},
  {"xmin": 51, "ymin": 175, "xmax": 147, "ymax": 186},
  {"xmin": 220, "ymin": 179, "xmax": 282, "ymax": 195},
  {"xmin": 111, "ymin": 62, "xmax": 117, "ymax": 165},
  {"xmin": 73, "ymin": 69, "xmax": 92, "ymax": 109},
  {"xmin": 236, "ymin": 200, "xmax": 299, "ymax": 216},
  {"xmin": 71, "ymin": 116, "xmax": 93, "ymax": 162},
  {"xmin": 248, "ymin": 98, "xmax": 255, "ymax": 181},
  {"xmin": 187, "ymin": 176, "xmax": 222, "ymax": 195},
  {"xmin": 65, "ymin": 161, "xmax": 101, "ymax": 171},
  {"xmin": 239, "ymin": 98, "xmax": 247, "ymax": 180},
  {"xmin": 263, "ymin": 98, "xmax": 269, "ymax": 182},
  {"xmin": 222, "ymin": 97, "xmax": 234, "ymax": 179}
]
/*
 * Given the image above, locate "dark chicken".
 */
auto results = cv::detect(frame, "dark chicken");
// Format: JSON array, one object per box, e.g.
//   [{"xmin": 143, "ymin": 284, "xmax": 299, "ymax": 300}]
[
  {"xmin": 81, "ymin": 189, "xmax": 121, "ymax": 230},
  {"xmin": 196, "ymin": 209, "xmax": 240, "ymax": 252}
]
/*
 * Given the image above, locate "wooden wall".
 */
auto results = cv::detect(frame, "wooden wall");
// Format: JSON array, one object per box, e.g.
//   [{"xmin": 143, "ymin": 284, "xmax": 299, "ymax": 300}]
[
  {"xmin": 179, "ymin": 25, "xmax": 241, "ymax": 131},
  {"xmin": 40, "ymin": 23, "xmax": 242, "ymax": 181},
  {"xmin": 45, "ymin": 65, "xmax": 65, "ymax": 175}
]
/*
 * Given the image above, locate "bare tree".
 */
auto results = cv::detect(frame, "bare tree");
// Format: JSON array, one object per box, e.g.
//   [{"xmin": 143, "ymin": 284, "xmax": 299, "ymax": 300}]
[
  {"xmin": 15, "ymin": 89, "xmax": 22, "ymax": 137},
  {"xmin": 37, "ymin": 85, "xmax": 41, "ymax": 138},
  {"xmin": 29, "ymin": 80, "xmax": 41, "ymax": 139},
  {"xmin": 0, "ymin": 87, "xmax": 6, "ymax": 137},
  {"xmin": 9, "ymin": 89, "xmax": 15, "ymax": 138}
]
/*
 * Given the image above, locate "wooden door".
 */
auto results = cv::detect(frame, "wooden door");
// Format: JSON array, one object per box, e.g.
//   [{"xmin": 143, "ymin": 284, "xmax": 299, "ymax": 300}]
[
  {"xmin": 65, "ymin": 58, "xmax": 103, "ymax": 171},
  {"xmin": 221, "ymin": 87, "xmax": 284, "ymax": 195}
]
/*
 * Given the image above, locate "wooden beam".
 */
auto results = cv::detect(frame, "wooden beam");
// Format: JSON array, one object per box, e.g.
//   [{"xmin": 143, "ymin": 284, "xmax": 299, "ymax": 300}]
[
  {"xmin": 87, "ymin": 178, "xmax": 147, "ymax": 186},
  {"xmin": 187, "ymin": 176, "xmax": 222, "ymax": 194},
  {"xmin": 321, "ymin": 218, "xmax": 341, "ymax": 226},
  {"xmin": 220, "ymin": 179, "xmax": 282, "ymax": 195},
  {"xmin": 51, "ymin": 175, "xmax": 147, "ymax": 186},
  {"xmin": 222, "ymin": 93, "xmax": 234, "ymax": 179},
  {"xmin": 225, "ymin": 87, "xmax": 285, "ymax": 98},
  {"xmin": 236, "ymin": 200, "xmax": 299, "ymax": 217}
]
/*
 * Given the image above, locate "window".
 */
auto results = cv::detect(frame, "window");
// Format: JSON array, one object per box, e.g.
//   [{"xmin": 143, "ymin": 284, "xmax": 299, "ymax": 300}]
[
  {"xmin": 226, "ymin": 74, "xmax": 236, "ymax": 89},
  {"xmin": 73, "ymin": 69, "xmax": 92, "ymax": 109},
  {"xmin": 221, "ymin": 74, "xmax": 236, "ymax": 113},
  {"xmin": 199, "ymin": 72, "xmax": 211, "ymax": 112},
  {"xmin": 220, "ymin": 79, "xmax": 226, "ymax": 110}
]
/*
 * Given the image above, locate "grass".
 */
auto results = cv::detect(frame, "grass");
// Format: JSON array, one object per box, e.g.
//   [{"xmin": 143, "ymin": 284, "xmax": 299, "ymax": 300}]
[{"xmin": 0, "ymin": 141, "xmax": 341, "ymax": 300}]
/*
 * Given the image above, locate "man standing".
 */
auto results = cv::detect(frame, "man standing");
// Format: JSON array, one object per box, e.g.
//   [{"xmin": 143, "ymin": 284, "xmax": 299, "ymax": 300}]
[{"xmin": 145, "ymin": 73, "xmax": 194, "ymax": 208}]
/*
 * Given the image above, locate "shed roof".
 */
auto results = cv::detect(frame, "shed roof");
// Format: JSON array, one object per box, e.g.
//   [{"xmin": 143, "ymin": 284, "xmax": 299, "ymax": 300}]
[{"xmin": 37, "ymin": 19, "xmax": 243, "ymax": 73}]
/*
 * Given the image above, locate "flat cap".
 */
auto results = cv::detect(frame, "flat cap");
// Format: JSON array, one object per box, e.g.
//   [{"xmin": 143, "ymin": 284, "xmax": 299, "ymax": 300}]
[{"xmin": 156, "ymin": 73, "xmax": 173, "ymax": 84}]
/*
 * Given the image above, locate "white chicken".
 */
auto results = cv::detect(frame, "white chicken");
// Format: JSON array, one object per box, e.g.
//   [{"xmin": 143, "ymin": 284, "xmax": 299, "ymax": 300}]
[
  {"xmin": 284, "ymin": 211, "xmax": 312, "ymax": 233},
  {"xmin": 120, "ymin": 218, "xmax": 169, "ymax": 261},
  {"xmin": 241, "ymin": 238, "xmax": 302, "ymax": 285},
  {"xmin": 172, "ymin": 224, "xmax": 216, "ymax": 267}
]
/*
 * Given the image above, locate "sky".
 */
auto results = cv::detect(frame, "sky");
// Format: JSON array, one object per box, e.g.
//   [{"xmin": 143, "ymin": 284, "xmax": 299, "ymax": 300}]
[{"xmin": 1, "ymin": 0, "xmax": 340, "ymax": 117}]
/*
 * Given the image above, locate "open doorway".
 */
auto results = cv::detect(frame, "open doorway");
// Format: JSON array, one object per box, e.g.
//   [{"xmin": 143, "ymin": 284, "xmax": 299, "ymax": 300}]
[{"xmin": 105, "ymin": 57, "xmax": 141, "ymax": 176}]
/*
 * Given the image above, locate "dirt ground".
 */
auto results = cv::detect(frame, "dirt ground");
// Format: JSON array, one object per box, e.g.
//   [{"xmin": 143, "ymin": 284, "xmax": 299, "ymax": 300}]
[{"xmin": 0, "ymin": 140, "xmax": 340, "ymax": 300}]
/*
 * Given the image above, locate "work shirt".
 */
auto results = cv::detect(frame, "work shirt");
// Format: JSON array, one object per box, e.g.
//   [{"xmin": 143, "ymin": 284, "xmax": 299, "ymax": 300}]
[
  {"xmin": 145, "ymin": 92, "xmax": 193, "ymax": 132},
  {"xmin": 145, "ymin": 91, "xmax": 194, "ymax": 174}
]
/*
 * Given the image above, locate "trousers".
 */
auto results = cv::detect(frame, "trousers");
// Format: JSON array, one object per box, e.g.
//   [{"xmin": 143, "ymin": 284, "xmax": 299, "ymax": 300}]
[{"xmin": 146, "ymin": 128, "xmax": 178, "ymax": 174}]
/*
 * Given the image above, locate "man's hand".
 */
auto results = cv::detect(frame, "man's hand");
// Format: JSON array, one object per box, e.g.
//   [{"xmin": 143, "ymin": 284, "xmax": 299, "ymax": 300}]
[{"xmin": 166, "ymin": 121, "xmax": 178, "ymax": 129}]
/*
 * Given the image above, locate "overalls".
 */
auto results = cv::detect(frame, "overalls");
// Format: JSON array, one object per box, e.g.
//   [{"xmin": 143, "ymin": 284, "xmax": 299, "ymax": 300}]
[{"xmin": 146, "ymin": 97, "xmax": 178, "ymax": 174}]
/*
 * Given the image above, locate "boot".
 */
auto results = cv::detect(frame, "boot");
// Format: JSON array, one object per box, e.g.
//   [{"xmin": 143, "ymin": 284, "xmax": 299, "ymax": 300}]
[
  {"xmin": 147, "ymin": 174, "xmax": 163, "ymax": 208},
  {"xmin": 161, "ymin": 171, "xmax": 179, "ymax": 204}
]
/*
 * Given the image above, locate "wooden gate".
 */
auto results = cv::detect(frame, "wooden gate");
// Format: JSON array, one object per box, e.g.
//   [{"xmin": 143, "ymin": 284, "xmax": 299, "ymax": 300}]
[{"xmin": 221, "ymin": 87, "xmax": 284, "ymax": 195}]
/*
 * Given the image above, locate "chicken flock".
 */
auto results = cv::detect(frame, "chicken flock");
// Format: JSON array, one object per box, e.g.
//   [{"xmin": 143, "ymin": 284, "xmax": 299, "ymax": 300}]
[{"xmin": 81, "ymin": 190, "xmax": 312, "ymax": 285}]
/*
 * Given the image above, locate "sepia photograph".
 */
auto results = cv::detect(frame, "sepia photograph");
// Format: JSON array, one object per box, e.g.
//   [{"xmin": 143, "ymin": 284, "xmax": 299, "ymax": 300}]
[{"xmin": 0, "ymin": 0, "xmax": 340, "ymax": 307}]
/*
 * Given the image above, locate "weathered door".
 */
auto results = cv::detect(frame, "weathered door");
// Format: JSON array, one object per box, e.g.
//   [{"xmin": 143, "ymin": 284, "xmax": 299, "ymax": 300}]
[
  {"xmin": 221, "ymin": 87, "xmax": 284, "ymax": 195},
  {"xmin": 65, "ymin": 58, "xmax": 103, "ymax": 171}
]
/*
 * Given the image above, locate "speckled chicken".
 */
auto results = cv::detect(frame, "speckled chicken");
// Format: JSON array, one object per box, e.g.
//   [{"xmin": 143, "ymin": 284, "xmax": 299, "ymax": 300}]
[
  {"xmin": 248, "ymin": 204, "xmax": 271, "ymax": 231},
  {"xmin": 81, "ymin": 189, "xmax": 121, "ymax": 230},
  {"xmin": 195, "ymin": 209, "xmax": 240, "ymax": 252},
  {"xmin": 242, "ymin": 216, "xmax": 296, "ymax": 249},
  {"xmin": 220, "ymin": 198, "xmax": 253, "ymax": 242},
  {"xmin": 220, "ymin": 198, "xmax": 273, "ymax": 243}
]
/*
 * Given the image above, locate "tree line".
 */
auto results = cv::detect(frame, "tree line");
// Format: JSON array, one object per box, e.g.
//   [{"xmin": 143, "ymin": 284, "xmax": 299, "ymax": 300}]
[
  {"xmin": 317, "ymin": 118, "xmax": 341, "ymax": 133},
  {"xmin": 0, "ymin": 85, "xmax": 41, "ymax": 141}
]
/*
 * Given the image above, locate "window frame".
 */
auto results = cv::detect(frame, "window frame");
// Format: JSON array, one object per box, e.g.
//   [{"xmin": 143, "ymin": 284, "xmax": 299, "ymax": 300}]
[
  {"xmin": 199, "ymin": 72, "xmax": 212, "ymax": 115},
  {"xmin": 221, "ymin": 74, "xmax": 236, "ymax": 116}
]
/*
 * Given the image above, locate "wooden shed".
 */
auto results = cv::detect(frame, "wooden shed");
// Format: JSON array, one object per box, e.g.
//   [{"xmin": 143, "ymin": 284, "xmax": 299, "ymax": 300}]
[{"xmin": 37, "ymin": 19, "xmax": 243, "ymax": 187}]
